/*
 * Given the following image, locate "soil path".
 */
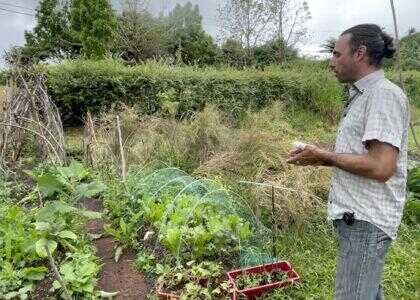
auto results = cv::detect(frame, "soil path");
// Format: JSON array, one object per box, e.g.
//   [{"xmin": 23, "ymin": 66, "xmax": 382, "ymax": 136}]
[{"xmin": 80, "ymin": 198, "xmax": 151, "ymax": 299}]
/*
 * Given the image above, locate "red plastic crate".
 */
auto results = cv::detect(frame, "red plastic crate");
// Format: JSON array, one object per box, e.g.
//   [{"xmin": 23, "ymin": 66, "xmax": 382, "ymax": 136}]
[
  {"xmin": 227, "ymin": 261, "xmax": 300, "ymax": 300},
  {"xmin": 157, "ymin": 291, "xmax": 180, "ymax": 299}
]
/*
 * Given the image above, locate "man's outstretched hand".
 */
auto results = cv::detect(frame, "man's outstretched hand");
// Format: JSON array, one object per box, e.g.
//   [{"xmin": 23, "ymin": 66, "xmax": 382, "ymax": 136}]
[{"xmin": 286, "ymin": 144, "xmax": 331, "ymax": 166}]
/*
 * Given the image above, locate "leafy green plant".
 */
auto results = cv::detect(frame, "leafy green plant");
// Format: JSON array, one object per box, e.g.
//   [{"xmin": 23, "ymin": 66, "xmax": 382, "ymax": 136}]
[
  {"xmin": 104, "ymin": 211, "xmax": 142, "ymax": 261},
  {"xmin": 404, "ymin": 165, "xmax": 420, "ymax": 224},
  {"xmin": 134, "ymin": 252, "xmax": 156, "ymax": 273},
  {"xmin": 0, "ymin": 188, "xmax": 101, "ymax": 298},
  {"xmin": 0, "ymin": 161, "xmax": 106, "ymax": 298},
  {"xmin": 28, "ymin": 160, "xmax": 106, "ymax": 202},
  {"xmin": 157, "ymin": 261, "xmax": 231, "ymax": 299},
  {"xmin": 35, "ymin": 200, "xmax": 102, "ymax": 257},
  {"xmin": 141, "ymin": 193, "xmax": 252, "ymax": 262},
  {"xmin": 0, "ymin": 204, "xmax": 46, "ymax": 296},
  {"xmin": 235, "ymin": 270, "xmax": 287, "ymax": 290},
  {"xmin": 50, "ymin": 245, "xmax": 101, "ymax": 298}
]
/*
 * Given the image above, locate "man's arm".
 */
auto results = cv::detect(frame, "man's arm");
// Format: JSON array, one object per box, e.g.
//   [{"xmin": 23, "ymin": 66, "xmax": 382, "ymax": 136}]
[{"xmin": 287, "ymin": 140, "xmax": 399, "ymax": 182}]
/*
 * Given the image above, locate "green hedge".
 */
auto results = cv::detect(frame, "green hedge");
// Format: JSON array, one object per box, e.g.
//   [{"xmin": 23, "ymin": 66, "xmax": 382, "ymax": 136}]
[
  {"xmin": 0, "ymin": 69, "xmax": 9, "ymax": 85},
  {"xmin": 41, "ymin": 60, "xmax": 344, "ymax": 122},
  {"xmin": 40, "ymin": 60, "xmax": 419, "ymax": 123},
  {"xmin": 387, "ymin": 70, "xmax": 420, "ymax": 107}
]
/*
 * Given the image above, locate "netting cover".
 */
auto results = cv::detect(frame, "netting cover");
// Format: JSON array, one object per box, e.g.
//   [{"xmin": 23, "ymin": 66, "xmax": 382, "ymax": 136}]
[{"xmin": 127, "ymin": 166, "xmax": 278, "ymax": 266}]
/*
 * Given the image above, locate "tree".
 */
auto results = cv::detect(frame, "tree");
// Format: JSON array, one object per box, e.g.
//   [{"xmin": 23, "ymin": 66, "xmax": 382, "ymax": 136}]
[
  {"xmin": 70, "ymin": 0, "xmax": 117, "ymax": 59},
  {"xmin": 220, "ymin": 39, "xmax": 248, "ymax": 68},
  {"xmin": 218, "ymin": 0, "xmax": 310, "ymax": 64},
  {"xmin": 218, "ymin": 0, "xmax": 272, "ymax": 58},
  {"xmin": 399, "ymin": 31, "xmax": 420, "ymax": 71},
  {"xmin": 407, "ymin": 27, "xmax": 416, "ymax": 35},
  {"xmin": 165, "ymin": 2, "xmax": 217, "ymax": 65},
  {"xmin": 266, "ymin": 0, "xmax": 311, "ymax": 62},
  {"xmin": 253, "ymin": 38, "xmax": 297, "ymax": 67},
  {"xmin": 114, "ymin": 8, "xmax": 167, "ymax": 62},
  {"xmin": 22, "ymin": 0, "xmax": 78, "ymax": 63},
  {"xmin": 119, "ymin": 0, "xmax": 150, "ymax": 13},
  {"xmin": 320, "ymin": 37, "xmax": 336, "ymax": 54}
]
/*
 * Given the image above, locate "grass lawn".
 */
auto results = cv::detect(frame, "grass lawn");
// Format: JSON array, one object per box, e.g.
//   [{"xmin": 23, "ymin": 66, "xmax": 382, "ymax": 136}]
[{"xmin": 260, "ymin": 214, "xmax": 419, "ymax": 299}]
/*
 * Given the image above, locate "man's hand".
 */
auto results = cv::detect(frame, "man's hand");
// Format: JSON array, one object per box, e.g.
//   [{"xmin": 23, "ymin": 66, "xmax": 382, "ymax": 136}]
[
  {"xmin": 286, "ymin": 140, "xmax": 399, "ymax": 182},
  {"xmin": 286, "ymin": 144, "xmax": 331, "ymax": 166}
]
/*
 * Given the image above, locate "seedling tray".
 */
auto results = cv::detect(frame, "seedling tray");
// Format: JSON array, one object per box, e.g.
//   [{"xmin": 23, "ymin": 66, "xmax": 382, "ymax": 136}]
[{"xmin": 227, "ymin": 261, "xmax": 300, "ymax": 300}]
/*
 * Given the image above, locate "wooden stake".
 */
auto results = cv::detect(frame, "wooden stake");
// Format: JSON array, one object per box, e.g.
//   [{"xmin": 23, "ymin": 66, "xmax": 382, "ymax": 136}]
[
  {"xmin": 271, "ymin": 185, "xmax": 277, "ymax": 258},
  {"xmin": 45, "ymin": 245, "xmax": 71, "ymax": 300},
  {"xmin": 116, "ymin": 115, "xmax": 126, "ymax": 182}
]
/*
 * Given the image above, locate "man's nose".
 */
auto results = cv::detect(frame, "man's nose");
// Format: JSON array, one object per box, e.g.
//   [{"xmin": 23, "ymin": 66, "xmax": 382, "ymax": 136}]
[{"xmin": 329, "ymin": 58, "xmax": 336, "ymax": 70}]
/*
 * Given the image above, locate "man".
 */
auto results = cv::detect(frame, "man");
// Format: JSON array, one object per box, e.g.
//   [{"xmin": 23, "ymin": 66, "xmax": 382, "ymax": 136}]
[{"xmin": 287, "ymin": 24, "xmax": 409, "ymax": 300}]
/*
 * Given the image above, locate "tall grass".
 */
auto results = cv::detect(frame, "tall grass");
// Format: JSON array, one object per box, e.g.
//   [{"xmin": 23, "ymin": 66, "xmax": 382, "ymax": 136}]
[{"xmin": 89, "ymin": 103, "xmax": 332, "ymax": 229}]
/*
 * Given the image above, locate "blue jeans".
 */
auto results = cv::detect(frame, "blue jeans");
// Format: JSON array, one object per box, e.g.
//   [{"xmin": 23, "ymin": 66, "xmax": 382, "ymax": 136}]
[{"xmin": 333, "ymin": 219, "xmax": 392, "ymax": 300}]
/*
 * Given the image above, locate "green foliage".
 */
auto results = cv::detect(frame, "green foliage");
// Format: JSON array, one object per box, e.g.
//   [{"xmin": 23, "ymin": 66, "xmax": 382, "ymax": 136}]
[
  {"xmin": 235, "ymin": 270, "xmax": 287, "ymax": 290},
  {"xmin": 42, "ymin": 59, "xmax": 344, "ymax": 122},
  {"xmin": 0, "ymin": 161, "xmax": 105, "ymax": 297},
  {"xmin": 29, "ymin": 160, "xmax": 106, "ymax": 201},
  {"xmin": 408, "ymin": 165, "xmax": 420, "ymax": 195},
  {"xmin": 22, "ymin": 0, "xmax": 77, "ymax": 63},
  {"xmin": 0, "ymin": 69, "xmax": 9, "ymax": 85},
  {"xmin": 104, "ymin": 210, "xmax": 142, "ymax": 250},
  {"xmin": 134, "ymin": 252, "xmax": 156, "ymax": 274},
  {"xmin": 399, "ymin": 31, "xmax": 420, "ymax": 71},
  {"xmin": 387, "ymin": 70, "xmax": 420, "ymax": 107},
  {"xmin": 0, "ymin": 205, "xmax": 45, "ymax": 296},
  {"xmin": 165, "ymin": 2, "xmax": 218, "ymax": 66},
  {"xmin": 404, "ymin": 165, "xmax": 420, "ymax": 225},
  {"xmin": 114, "ymin": 10, "xmax": 168, "ymax": 62},
  {"xmin": 139, "ymin": 192, "xmax": 252, "ymax": 262},
  {"xmin": 34, "ymin": 200, "xmax": 101, "ymax": 257},
  {"xmin": 70, "ymin": 0, "xmax": 117, "ymax": 59},
  {"xmin": 157, "ymin": 261, "xmax": 231, "ymax": 299},
  {"xmin": 117, "ymin": 167, "xmax": 255, "ymax": 263},
  {"xmin": 220, "ymin": 39, "xmax": 247, "ymax": 68},
  {"xmin": 253, "ymin": 39, "xmax": 298, "ymax": 68},
  {"xmin": 51, "ymin": 246, "xmax": 101, "ymax": 298}
]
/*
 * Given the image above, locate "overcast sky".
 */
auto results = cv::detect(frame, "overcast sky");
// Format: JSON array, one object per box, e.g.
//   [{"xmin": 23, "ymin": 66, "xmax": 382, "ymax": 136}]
[{"xmin": 0, "ymin": 0, "xmax": 418, "ymax": 68}]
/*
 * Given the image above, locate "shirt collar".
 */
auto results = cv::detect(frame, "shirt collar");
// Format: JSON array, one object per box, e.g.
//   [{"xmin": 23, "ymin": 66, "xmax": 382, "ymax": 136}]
[{"xmin": 353, "ymin": 69, "xmax": 385, "ymax": 92}]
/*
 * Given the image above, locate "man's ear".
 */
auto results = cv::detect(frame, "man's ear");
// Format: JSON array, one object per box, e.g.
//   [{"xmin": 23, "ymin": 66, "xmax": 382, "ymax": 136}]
[{"xmin": 354, "ymin": 45, "xmax": 367, "ymax": 62}]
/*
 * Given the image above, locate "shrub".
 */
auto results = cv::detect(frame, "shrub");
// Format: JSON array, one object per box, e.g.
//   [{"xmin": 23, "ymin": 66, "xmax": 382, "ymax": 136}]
[
  {"xmin": 0, "ymin": 69, "xmax": 9, "ymax": 85},
  {"xmin": 41, "ymin": 59, "xmax": 344, "ymax": 123}
]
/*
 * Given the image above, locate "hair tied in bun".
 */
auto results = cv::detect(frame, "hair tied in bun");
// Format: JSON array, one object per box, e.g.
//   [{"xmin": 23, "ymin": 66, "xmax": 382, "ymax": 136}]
[{"xmin": 381, "ymin": 32, "xmax": 396, "ymax": 58}]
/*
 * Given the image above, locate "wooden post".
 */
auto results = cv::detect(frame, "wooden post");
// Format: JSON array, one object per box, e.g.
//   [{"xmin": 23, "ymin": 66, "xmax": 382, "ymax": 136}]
[
  {"xmin": 271, "ymin": 185, "xmax": 277, "ymax": 258},
  {"xmin": 116, "ymin": 115, "xmax": 126, "ymax": 182}
]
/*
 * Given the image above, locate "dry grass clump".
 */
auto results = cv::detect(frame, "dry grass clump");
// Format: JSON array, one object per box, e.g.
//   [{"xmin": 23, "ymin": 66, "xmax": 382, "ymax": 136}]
[
  {"xmin": 88, "ymin": 102, "xmax": 332, "ymax": 228},
  {"xmin": 0, "ymin": 86, "xmax": 5, "ymax": 112},
  {"xmin": 89, "ymin": 104, "xmax": 229, "ymax": 172},
  {"xmin": 194, "ymin": 122, "xmax": 330, "ymax": 228}
]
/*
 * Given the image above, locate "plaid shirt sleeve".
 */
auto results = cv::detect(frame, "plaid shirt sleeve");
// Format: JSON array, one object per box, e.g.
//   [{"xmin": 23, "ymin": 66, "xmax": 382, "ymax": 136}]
[{"xmin": 362, "ymin": 89, "xmax": 408, "ymax": 150}]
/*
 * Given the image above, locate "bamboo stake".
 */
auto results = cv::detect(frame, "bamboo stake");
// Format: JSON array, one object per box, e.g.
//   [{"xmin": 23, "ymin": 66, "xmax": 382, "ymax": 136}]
[
  {"xmin": 116, "ymin": 115, "xmax": 127, "ymax": 182},
  {"xmin": 271, "ymin": 185, "xmax": 277, "ymax": 258},
  {"xmin": 45, "ymin": 245, "xmax": 71, "ymax": 300}
]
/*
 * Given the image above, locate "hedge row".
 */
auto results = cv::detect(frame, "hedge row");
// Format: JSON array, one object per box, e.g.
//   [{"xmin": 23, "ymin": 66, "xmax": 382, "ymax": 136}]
[
  {"xmin": 40, "ymin": 60, "xmax": 344, "ymax": 122},
  {"xmin": 388, "ymin": 70, "xmax": 420, "ymax": 107},
  {"xmin": 0, "ymin": 69, "xmax": 9, "ymax": 85},
  {"xmin": 37, "ymin": 60, "xmax": 419, "ymax": 123}
]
